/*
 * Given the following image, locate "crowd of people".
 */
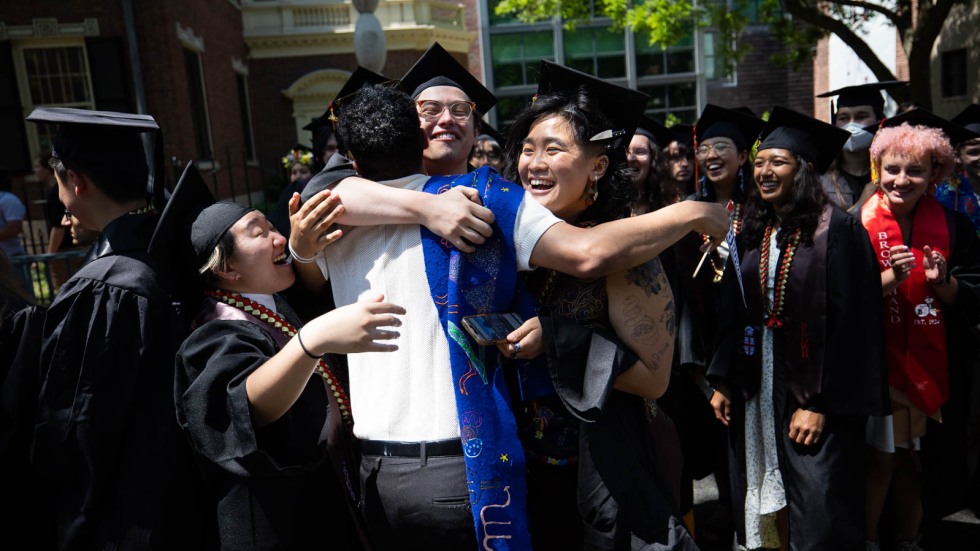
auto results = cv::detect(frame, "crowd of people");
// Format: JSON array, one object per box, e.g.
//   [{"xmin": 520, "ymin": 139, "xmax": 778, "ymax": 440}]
[{"xmin": 1, "ymin": 40, "xmax": 979, "ymax": 551}]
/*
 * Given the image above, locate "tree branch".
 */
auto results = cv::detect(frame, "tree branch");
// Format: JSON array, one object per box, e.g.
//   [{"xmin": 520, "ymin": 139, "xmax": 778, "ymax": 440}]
[
  {"xmin": 781, "ymin": 0, "xmax": 897, "ymax": 83},
  {"xmin": 832, "ymin": 0, "xmax": 903, "ymax": 28}
]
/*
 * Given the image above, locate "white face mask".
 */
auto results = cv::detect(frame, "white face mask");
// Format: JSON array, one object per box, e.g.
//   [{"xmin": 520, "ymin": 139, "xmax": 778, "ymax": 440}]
[{"xmin": 842, "ymin": 122, "xmax": 874, "ymax": 153}]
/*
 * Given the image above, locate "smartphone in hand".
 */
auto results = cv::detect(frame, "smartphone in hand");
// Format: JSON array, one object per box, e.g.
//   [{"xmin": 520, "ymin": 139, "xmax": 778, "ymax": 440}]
[{"xmin": 461, "ymin": 313, "xmax": 523, "ymax": 346}]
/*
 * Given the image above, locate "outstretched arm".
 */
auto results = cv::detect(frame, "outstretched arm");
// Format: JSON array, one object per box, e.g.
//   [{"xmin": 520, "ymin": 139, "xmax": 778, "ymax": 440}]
[
  {"xmin": 328, "ymin": 176, "xmax": 495, "ymax": 252},
  {"xmin": 245, "ymin": 295, "xmax": 405, "ymax": 426},
  {"xmin": 605, "ymin": 259, "xmax": 675, "ymax": 399},
  {"xmin": 530, "ymin": 200, "xmax": 730, "ymax": 279}
]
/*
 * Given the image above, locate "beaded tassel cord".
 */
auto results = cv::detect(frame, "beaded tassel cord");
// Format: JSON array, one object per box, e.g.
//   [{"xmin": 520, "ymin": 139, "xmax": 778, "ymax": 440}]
[
  {"xmin": 207, "ymin": 290, "xmax": 353, "ymax": 429},
  {"xmin": 759, "ymin": 225, "xmax": 802, "ymax": 329}
]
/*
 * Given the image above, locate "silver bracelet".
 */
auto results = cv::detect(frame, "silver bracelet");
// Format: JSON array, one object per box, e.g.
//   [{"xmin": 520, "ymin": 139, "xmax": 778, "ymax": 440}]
[{"xmin": 289, "ymin": 241, "xmax": 317, "ymax": 264}]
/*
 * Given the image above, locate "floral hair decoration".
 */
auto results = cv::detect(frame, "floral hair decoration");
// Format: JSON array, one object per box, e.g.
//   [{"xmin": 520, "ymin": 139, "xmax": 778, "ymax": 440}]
[{"xmin": 282, "ymin": 149, "xmax": 314, "ymax": 169}]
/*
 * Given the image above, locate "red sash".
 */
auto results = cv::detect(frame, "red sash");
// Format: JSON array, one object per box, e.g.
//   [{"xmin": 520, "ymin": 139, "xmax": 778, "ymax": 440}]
[{"xmin": 861, "ymin": 192, "xmax": 949, "ymax": 415}]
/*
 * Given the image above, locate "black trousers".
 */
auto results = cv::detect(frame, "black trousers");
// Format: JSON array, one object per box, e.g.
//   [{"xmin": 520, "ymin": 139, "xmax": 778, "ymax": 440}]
[{"xmin": 360, "ymin": 452, "xmax": 477, "ymax": 550}]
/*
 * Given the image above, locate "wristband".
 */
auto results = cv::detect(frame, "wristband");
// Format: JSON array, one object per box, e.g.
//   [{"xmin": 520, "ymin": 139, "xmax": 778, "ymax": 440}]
[
  {"xmin": 296, "ymin": 329, "xmax": 320, "ymax": 359},
  {"xmin": 289, "ymin": 241, "xmax": 317, "ymax": 264}
]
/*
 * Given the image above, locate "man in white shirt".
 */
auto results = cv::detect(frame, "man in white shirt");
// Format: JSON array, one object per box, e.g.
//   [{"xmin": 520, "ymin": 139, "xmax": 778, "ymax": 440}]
[{"xmin": 288, "ymin": 83, "xmax": 729, "ymax": 548}]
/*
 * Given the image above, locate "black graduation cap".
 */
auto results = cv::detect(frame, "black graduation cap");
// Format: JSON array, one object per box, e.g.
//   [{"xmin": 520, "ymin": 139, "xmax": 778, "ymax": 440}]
[
  {"xmin": 401, "ymin": 42, "xmax": 496, "ymax": 114},
  {"xmin": 315, "ymin": 66, "xmax": 392, "ymax": 130},
  {"xmin": 536, "ymin": 60, "xmax": 650, "ymax": 148},
  {"xmin": 816, "ymin": 81, "xmax": 908, "ymax": 118},
  {"xmin": 26, "ymin": 107, "xmax": 166, "ymax": 209},
  {"xmin": 635, "ymin": 116, "xmax": 676, "ymax": 148},
  {"xmin": 694, "ymin": 104, "xmax": 766, "ymax": 151},
  {"xmin": 757, "ymin": 106, "xmax": 850, "ymax": 174},
  {"xmin": 733, "ymin": 106, "xmax": 757, "ymax": 118},
  {"xmin": 477, "ymin": 122, "xmax": 505, "ymax": 149},
  {"xmin": 191, "ymin": 202, "xmax": 255, "ymax": 268},
  {"xmin": 951, "ymin": 104, "xmax": 980, "ymax": 140},
  {"xmin": 148, "ymin": 161, "xmax": 215, "ymax": 257},
  {"xmin": 669, "ymin": 123, "xmax": 695, "ymax": 147},
  {"xmin": 863, "ymin": 108, "xmax": 980, "ymax": 146}
]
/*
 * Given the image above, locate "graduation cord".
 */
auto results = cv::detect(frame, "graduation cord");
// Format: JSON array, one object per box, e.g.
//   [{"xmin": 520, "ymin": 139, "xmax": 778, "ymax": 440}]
[
  {"xmin": 759, "ymin": 225, "xmax": 801, "ymax": 329},
  {"xmin": 206, "ymin": 289, "xmax": 353, "ymax": 428},
  {"xmin": 701, "ymin": 201, "xmax": 742, "ymax": 283}
]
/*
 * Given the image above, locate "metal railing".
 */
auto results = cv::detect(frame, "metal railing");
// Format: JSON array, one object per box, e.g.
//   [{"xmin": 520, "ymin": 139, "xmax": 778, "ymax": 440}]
[{"xmin": 9, "ymin": 250, "xmax": 90, "ymax": 306}]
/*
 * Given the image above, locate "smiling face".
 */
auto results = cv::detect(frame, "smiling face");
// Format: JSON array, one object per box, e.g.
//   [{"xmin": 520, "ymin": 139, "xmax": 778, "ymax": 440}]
[
  {"xmin": 416, "ymin": 85, "xmax": 478, "ymax": 176},
  {"xmin": 223, "ymin": 211, "xmax": 294, "ymax": 295},
  {"xmin": 835, "ymin": 105, "xmax": 877, "ymax": 128},
  {"xmin": 697, "ymin": 137, "xmax": 747, "ymax": 189},
  {"xmin": 517, "ymin": 114, "xmax": 607, "ymax": 222},
  {"xmin": 958, "ymin": 138, "xmax": 980, "ymax": 183},
  {"xmin": 878, "ymin": 150, "xmax": 940, "ymax": 216},
  {"xmin": 626, "ymin": 134, "xmax": 653, "ymax": 187},
  {"xmin": 754, "ymin": 148, "xmax": 801, "ymax": 210}
]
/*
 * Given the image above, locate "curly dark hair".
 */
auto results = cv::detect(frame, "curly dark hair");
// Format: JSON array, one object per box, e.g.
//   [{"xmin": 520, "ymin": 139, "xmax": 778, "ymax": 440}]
[
  {"xmin": 502, "ymin": 87, "xmax": 635, "ymax": 225},
  {"xmin": 336, "ymin": 85, "xmax": 425, "ymax": 181},
  {"xmin": 742, "ymin": 152, "xmax": 828, "ymax": 248}
]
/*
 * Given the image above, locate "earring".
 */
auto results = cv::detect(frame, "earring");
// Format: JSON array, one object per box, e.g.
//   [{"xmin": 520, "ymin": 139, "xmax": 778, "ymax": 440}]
[
  {"xmin": 737, "ymin": 166, "xmax": 745, "ymax": 193},
  {"xmin": 585, "ymin": 174, "xmax": 599, "ymax": 205}
]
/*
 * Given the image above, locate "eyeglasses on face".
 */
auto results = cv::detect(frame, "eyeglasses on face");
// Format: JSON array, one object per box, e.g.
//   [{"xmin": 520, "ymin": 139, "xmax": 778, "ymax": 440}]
[
  {"xmin": 695, "ymin": 142, "xmax": 736, "ymax": 157},
  {"xmin": 470, "ymin": 148, "xmax": 502, "ymax": 161},
  {"xmin": 416, "ymin": 100, "xmax": 476, "ymax": 122}
]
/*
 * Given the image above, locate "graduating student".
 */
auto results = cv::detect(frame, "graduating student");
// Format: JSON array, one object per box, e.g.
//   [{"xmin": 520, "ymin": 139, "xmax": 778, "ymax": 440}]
[
  {"xmin": 709, "ymin": 107, "xmax": 888, "ymax": 550},
  {"xmin": 935, "ymin": 104, "xmax": 980, "ymax": 233},
  {"xmin": 859, "ymin": 109, "xmax": 980, "ymax": 550},
  {"xmin": 628, "ymin": 116, "xmax": 670, "ymax": 215},
  {"xmin": 0, "ymin": 252, "xmax": 47, "ymax": 549},
  {"xmin": 501, "ymin": 59, "xmax": 695, "ymax": 549},
  {"xmin": 165, "ymin": 165, "xmax": 403, "ymax": 550},
  {"xmin": 27, "ymin": 108, "xmax": 214, "ymax": 549},
  {"xmin": 286, "ymin": 81, "xmax": 730, "ymax": 549},
  {"xmin": 401, "ymin": 42, "xmax": 498, "ymax": 176},
  {"xmin": 816, "ymin": 81, "xmax": 908, "ymax": 209}
]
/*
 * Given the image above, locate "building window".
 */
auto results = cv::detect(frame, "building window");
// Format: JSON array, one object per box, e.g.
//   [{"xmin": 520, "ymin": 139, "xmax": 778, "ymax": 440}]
[
  {"xmin": 494, "ymin": 94, "xmax": 534, "ymax": 130},
  {"xmin": 14, "ymin": 43, "xmax": 95, "ymax": 155},
  {"xmin": 235, "ymin": 73, "xmax": 255, "ymax": 161},
  {"xmin": 563, "ymin": 28, "xmax": 626, "ymax": 79},
  {"xmin": 491, "ymin": 32, "xmax": 554, "ymax": 88},
  {"xmin": 639, "ymin": 81, "xmax": 698, "ymax": 124},
  {"xmin": 636, "ymin": 32, "xmax": 695, "ymax": 77},
  {"xmin": 183, "ymin": 48, "xmax": 213, "ymax": 161},
  {"xmin": 942, "ymin": 49, "xmax": 967, "ymax": 98}
]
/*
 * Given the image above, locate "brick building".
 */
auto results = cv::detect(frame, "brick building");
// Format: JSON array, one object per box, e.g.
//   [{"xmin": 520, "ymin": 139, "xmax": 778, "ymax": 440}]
[
  {"xmin": 1, "ymin": 0, "xmax": 482, "ymax": 254},
  {"xmin": 2, "ymin": 0, "xmax": 258, "ymax": 253}
]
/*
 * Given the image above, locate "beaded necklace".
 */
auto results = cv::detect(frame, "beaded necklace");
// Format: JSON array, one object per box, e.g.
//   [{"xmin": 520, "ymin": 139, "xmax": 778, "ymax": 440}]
[
  {"xmin": 702, "ymin": 201, "xmax": 743, "ymax": 282},
  {"xmin": 206, "ymin": 290, "xmax": 353, "ymax": 428},
  {"xmin": 759, "ymin": 224, "xmax": 802, "ymax": 329}
]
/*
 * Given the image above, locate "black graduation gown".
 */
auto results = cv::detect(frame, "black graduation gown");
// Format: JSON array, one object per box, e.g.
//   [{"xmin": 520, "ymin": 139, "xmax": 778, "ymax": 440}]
[
  {"xmin": 174, "ymin": 301, "xmax": 361, "ymax": 551},
  {"xmin": 532, "ymin": 269, "xmax": 698, "ymax": 551},
  {"xmin": 919, "ymin": 209, "xmax": 980, "ymax": 540},
  {"xmin": 32, "ymin": 214, "xmax": 214, "ymax": 551},
  {"xmin": 0, "ymin": 294, "xmax": 48, "ymax": 548},
  {"xmin": 709, "ymin": 206, "xmax": 889, "ymax": 551}
]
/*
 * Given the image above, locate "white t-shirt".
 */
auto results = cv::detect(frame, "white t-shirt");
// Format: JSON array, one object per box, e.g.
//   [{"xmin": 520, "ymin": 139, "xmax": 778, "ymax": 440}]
[{"xmin": 316, "ymin": 173, "xmax": 560, "ymax": 441}]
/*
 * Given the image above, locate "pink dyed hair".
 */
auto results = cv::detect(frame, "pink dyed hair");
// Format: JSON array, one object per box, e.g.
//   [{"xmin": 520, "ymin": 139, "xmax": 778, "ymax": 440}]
[{"xmin": 870, "ymin": 122, "xmax": 956, "ymax": 184}]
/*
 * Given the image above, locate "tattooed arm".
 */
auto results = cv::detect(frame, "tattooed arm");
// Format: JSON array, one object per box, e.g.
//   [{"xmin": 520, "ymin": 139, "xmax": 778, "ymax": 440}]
[{"xmin": 606, "ymin": 258, "xmax": 675, "ymax": 399}]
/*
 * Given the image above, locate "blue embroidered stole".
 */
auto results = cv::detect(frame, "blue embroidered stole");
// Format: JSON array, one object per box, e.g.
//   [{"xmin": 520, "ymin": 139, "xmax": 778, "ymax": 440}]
[{"xmin": 420, "ymin": 166, "xmax": 534, "ymax": 550}]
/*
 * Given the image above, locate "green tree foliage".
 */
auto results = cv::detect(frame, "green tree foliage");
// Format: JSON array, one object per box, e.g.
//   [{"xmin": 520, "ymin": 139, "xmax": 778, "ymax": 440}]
[{"xmin": 493, "ymin": 0, "xmax": 967, "ymax": 109}]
